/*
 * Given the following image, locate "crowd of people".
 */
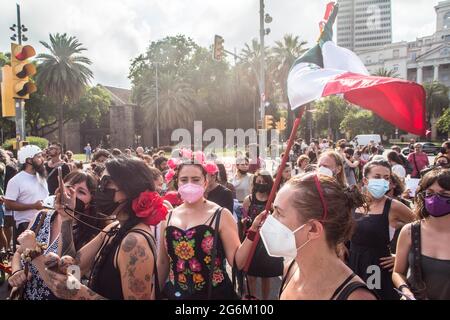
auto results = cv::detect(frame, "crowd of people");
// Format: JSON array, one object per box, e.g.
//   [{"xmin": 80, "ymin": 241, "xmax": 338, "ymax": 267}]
[{"xmin": 0, "ymin": 137, "xmax": 449, "ymax": 300}]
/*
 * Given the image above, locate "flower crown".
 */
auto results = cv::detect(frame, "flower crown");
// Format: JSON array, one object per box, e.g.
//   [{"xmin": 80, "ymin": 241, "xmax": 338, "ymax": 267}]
[{"xmin": 165, "ymin": 149, "xmax": 218, "ymax": 183}]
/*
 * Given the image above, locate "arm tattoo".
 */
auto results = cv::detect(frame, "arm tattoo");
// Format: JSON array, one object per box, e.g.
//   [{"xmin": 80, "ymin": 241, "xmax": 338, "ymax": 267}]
[
  {"xmin": 122, "ymin": 234, "xmax": 137, "ymax": 252},
  {"xmin": 121, "ymin": 235, "xmax": 153, "ymax": 299},
  {"xmin": 84, "ymin": 286, "xmax": 107, "ymax": 300},
  {"xmin": 60, "ymin": 219, "xmax": 76, "ymax": 258}
]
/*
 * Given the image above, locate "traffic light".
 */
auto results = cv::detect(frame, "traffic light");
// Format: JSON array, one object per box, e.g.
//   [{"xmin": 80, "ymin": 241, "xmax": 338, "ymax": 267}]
[
  {"xmin": 264, "ymin": 115, "xmax": 274, "ymax": 129},
  {"xmin": 11, "ymin": 43, "xmax": 37, "ymax": 99},
  {"xmin": 213, "ymin": 35, "xmax": 225, "ymax": 61},
  {"xmin": 1, "ymin": 65, "xmax": 15, "ymax": 117}
]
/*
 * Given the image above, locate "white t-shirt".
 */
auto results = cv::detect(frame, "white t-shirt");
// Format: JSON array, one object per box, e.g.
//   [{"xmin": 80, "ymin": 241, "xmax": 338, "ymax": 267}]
[
  {"xmin": 232, "ymin": 174, "xmax": 252, "ymax": 203},
  {"xmin": 4, "ymin": 171, "xmax": 49, "ymax": 227},
  {"xmin": 392, "ymin": 164, "xmax": 406, "ymax": 179}
]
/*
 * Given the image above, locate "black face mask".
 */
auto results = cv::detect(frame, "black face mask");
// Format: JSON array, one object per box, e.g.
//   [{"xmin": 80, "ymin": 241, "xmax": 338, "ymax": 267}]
[
  {"xmin": 441, "ymin": 147, "xmax": 448, "ymax": 155},
  {"xmin": 75, "ymin": 197, "xmax": 87, "ymax": 214},
  {"xmin": 94, "ymin": 188, "xmax": 121, "ymax": 216},
  {"xmin": 254, "ymin": 183, "xmax": 271, "ymax": 193},
  {"xmin": 238, "ymin": 169, "xmax": 248, "ymax": 175}
]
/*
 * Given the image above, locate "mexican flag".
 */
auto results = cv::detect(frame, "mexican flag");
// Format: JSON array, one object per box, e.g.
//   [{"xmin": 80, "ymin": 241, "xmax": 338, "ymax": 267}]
[{"xmin": 288, "ymin": 2, "xmax": 426, "ymax": 136}]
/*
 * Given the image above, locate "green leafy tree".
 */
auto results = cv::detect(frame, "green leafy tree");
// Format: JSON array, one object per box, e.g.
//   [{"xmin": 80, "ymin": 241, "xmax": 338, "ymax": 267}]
[
  {"xmin": 437, "ymin": 107, "xmax": 450, "ymax": 135},
  {"xmin": 0, "ymin": 52, "xmax": 10, "ymax": 67},
  {"xmin": 25, "ymin": 85, "xmax": 111, "ymax": 137},
  {"xmin": 313, "ymin": 96, "xmax": 350, "ymax": 140},
  {"xmin": 340, "ymin": 108, "xmax": 375, "ymax": 137},
  {"xmin": 423, "ymin": 81, "xmax": 449, "ymax": 129}
]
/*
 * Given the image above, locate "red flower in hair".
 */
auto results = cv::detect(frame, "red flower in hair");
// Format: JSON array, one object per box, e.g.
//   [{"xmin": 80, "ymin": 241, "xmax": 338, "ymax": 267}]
[{"xmin": 132, "ymin": 191, "xmax": 168, "ymax": 226}]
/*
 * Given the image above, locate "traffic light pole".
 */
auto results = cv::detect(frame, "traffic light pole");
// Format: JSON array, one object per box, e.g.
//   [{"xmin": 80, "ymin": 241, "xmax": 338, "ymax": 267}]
[
  {"xmin": 259, "ymin": 0, "xmax": 266, "ymax": 127},
  {"xmin": 14, "ymin": 99, "xmax": 25, "ymax": 142},
  {"xmin": 155, "ymin": 62, "xmax": 160, "ymax": 148},
  {"xmin": 15, "ymin": 4, "xmax": 26, "ymax": 144}
]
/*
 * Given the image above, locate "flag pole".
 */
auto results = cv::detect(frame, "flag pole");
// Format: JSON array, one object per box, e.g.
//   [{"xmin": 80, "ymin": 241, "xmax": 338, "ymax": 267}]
[{"xmin": 243, "ymin": 106, "xmax": 306, "ymax": 273}]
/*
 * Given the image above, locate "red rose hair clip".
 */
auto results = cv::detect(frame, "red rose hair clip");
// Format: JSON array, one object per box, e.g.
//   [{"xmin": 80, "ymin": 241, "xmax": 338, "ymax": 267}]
[{"xmin": 132, "ymin": 191, "xmax": 168, "ymax": 226}]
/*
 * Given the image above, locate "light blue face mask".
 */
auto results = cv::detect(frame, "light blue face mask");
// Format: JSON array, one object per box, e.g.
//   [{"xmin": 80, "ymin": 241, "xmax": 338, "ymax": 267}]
[{"xmin": 367, "ymin": 179, "xmax": 390, "ymax": 199}]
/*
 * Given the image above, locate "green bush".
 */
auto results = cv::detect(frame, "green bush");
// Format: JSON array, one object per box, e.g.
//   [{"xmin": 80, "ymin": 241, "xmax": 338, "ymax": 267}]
[{"xmin": 2, "ymin": 136, "xmax": 49, "ymax": 151}]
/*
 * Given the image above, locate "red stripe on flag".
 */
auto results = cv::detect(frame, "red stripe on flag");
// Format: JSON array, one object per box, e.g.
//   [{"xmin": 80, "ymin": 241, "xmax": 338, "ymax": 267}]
[{"xmin": 322, "ymin": 72, "xmax": 426, "ymax": 136}]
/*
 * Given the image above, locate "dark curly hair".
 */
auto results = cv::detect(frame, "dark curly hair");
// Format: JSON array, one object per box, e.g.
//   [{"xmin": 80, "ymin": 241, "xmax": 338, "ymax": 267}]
[{"xmin": 415, "ymin": 168, "xmax": 450, "ymax": 219}]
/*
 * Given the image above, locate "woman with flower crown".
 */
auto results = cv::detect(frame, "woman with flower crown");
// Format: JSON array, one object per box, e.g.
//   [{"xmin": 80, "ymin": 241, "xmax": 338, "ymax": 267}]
[
  {"xmin": 158, "ymin": 151, "xmax": 255, "ymax": 300},
  {"xmin": 16, "ymin": 156, "xmax": 167, "ymax": 300}
]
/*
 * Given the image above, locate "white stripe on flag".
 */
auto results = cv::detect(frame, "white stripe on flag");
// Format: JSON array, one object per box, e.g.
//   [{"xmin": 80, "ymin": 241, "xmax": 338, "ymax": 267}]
[
  {"xmin": 288, "ymin": 62, "xmax": 344, "ymax": 110},
  {"xmin": 322, "ymin": 41, "xmax": 369, "ymax": 76}
]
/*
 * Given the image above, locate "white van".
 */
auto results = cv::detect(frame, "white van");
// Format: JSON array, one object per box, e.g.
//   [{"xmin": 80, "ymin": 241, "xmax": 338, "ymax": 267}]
[{"xmin": 351, "ymin": 134, "xmax": 382, "ymax": 147}]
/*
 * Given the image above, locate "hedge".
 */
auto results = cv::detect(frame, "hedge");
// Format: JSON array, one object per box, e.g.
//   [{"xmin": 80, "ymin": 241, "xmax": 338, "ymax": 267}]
[{"xmin": 2, "ymin": 136, "xmax": 49, "ymax": 151}]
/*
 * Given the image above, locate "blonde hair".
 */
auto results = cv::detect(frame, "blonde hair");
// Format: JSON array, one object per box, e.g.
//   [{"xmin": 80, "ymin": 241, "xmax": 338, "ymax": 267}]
[{"xmin": 318, "ymin": 150, "xmax": 348, "ymax": 187}]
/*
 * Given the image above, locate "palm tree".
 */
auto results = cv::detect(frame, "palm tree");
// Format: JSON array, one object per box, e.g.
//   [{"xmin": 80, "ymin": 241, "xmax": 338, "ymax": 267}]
[
  {"xmin": 423, "ymin": 81, "xmax": 450, "ymax": 133},
  {"xmin": 141, "ymin": 71, "xmax": 196, "ymax": 144},
  {"xmin": 372, "ymin": 67, "xmax": 399, "ymax": 78},
  {"xmin": 37, "ymin": 33, "xmax": 93, "ymax": 146},
  {"xmin": 240, "ymin": 39, "xmax": 266, "ymax": 89},
  {"xmin": 271, "ymin": 34, "xmax": 308, "ymax": 133}
]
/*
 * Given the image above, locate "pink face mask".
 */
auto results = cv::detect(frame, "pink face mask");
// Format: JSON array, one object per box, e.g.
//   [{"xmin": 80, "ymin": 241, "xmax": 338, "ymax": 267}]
[{"xmin": 178, "ymin": 183, "xmax": 205, "ymax": 204}]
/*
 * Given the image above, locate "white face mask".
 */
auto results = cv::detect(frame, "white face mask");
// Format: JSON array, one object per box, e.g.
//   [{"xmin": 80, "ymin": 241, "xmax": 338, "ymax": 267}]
[
  {"xmin": 318, "ymin": 166, "xmax": 334, "ymax": 178},
  {"xmin": 260, "ymin": 215, "xmax": 311, "ymax": 259}
]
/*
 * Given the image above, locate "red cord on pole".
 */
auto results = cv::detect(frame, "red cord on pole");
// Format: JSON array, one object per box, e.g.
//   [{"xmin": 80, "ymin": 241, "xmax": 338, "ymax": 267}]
[{"xmin": 243, "ymin": 107, "xmax": 306, "ymax": 272}]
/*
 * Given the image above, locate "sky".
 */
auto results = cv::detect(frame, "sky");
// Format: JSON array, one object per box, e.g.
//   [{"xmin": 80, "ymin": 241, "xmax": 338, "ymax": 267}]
[{"xmin": 0, "ymin": 0, "xmax": 442, "ymax": 89}]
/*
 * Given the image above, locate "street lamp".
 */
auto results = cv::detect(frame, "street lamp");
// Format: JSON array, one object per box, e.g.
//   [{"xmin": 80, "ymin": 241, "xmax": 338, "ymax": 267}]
[
  {"xmin": 154, "ymin": 62, "xmax": 160, "ymax": 148},
  {"xmin": 142, "ymin": 57, "xmax": 160, "ymax": 148},
  {"xmin": 259, "ymin": 0, "xmax": 273, "ymax": 126}
]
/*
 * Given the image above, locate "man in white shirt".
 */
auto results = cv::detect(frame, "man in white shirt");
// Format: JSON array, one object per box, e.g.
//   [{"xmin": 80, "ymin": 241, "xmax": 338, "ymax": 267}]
[{"xmin": 3, "ymin": 145, "xmax": 48, "ymax": 237}]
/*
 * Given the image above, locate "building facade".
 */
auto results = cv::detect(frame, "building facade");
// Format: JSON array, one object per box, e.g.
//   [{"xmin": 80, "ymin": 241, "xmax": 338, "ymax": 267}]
[
  {"xmin": 337, "ymin": 0, "xmax": 392, "ymax": 52},
  {"xmin": 358, "ymin": 1, "xmax": 450, "ymax": 86},
  {"xmin": 356, "ymin": 1, "xmax": 450, "ymax": 138}
]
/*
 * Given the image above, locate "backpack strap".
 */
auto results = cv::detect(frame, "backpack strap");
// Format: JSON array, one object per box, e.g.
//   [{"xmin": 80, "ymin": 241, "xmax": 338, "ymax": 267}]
[
  {"xmin": 409, "ymin": 220, "xmax": 427, "ymax": 299},
  {"xmin": 46, "ymin": 162, "xmax": 65, "ymax": 179},
  {"xmin": 207, "ymin": 207, "xmax": 223, "ymax": 299}
]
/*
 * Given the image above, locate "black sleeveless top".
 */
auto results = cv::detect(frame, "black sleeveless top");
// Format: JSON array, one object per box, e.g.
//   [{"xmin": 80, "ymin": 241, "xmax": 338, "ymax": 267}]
[
  {"xmin": 348, "ymin": 198, "xmax": 398, "ymax": 300},
  {"xmin": 279, "ymin": 260, "xmax": 375, "ymax": 300},
  {"xmin": 407, "ymin": 221, "xmax": 450, "ymax": 300},
  {"xmin": 89, "ymin": 228, "xmax": 158, "ymax": 300},
  {"xmin": 245, "ymin": 195, "xmax": 284, "ymax": 278},
  {"xmin": 163, "ymin": 208, "xmax": 235, "ymax": 300}
]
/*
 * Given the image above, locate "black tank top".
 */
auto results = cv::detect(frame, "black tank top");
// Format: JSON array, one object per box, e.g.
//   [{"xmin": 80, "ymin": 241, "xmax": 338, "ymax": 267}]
[
  {"xmin": 90, "ymin": 228, "xmax": 158, "ymax": 300},
  {"xmin": 279, "ymin": 260, "xmax": 375, "ymax": 300},
  {"xmin": 351, "ymin": 198, "xmax": 392, "ymax": 255}
]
